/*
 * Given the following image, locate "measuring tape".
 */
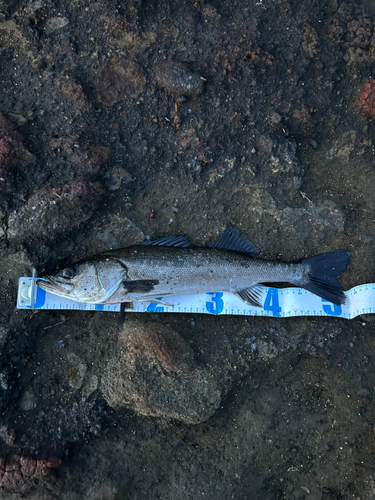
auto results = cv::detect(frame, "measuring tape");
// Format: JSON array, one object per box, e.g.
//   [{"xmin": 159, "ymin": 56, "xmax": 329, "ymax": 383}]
[{"xmin": 16, "ymin": 274, "xmax": 374, "ymax": 319}]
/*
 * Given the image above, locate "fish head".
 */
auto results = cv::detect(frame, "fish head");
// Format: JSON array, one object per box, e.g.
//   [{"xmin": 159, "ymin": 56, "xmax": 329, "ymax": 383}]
[{"xmin": 37, "ymin": 258, "xmax": 128, "ymax": 304}]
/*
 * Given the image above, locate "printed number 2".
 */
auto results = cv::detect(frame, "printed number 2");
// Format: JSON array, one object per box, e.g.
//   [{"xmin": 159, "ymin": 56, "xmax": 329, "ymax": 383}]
[
  {"xmin": 206, "ymin": 293, "xmax": 224, "ymax": 315},
  {"xmin": 322, "ymin": 299, "xmax": 342, "ymax": 316},
  {"xmin": 264, "ymin": 288, "xmax": 281, "ymax": 317},
  {"xmin": 147, "ymin": 298, "xmax": 165, "ymax": 313}
]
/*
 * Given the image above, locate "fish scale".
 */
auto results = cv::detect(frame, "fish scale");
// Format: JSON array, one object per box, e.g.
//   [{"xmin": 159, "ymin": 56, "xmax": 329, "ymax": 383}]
[{"xmin": 108, "ymin": 248, "xmax": 308, "ymax": 304}]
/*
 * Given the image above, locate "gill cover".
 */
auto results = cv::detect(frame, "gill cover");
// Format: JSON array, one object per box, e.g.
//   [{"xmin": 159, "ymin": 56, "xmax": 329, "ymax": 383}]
[{"xmin": 37, "ymin": 258, "xmax": 127, "ymax": 304}]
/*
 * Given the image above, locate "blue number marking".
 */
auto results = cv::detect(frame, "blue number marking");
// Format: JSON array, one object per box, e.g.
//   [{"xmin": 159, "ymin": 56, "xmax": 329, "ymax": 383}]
[
  {"xmin": 34, "ymin": 287, "xmax": 46, "ymax": 308},
  {"xmin": 206, "ymin": 293, "xmax": 224, "ymax": 315},
  {"xmin": 147, "ymin": 298, "xmax": 165, "ymax": 312},
  {"xmin": 322, "ymin": 299, "xmax": 342, "ymax": 316},
  {"xmin": 263, "ymin": 288, "xmax": 281, "ymax": 317}
]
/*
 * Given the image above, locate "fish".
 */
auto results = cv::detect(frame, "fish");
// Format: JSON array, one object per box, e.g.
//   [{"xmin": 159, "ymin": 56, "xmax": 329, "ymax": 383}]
[{"xmin": 37, "ymin": 227, "xmax": 350, "ymax": 308}]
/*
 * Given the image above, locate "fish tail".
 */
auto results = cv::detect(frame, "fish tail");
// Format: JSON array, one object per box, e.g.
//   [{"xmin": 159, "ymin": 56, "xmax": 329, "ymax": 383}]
[{"xmin": 301, "ymin": 250, "xmax": 350, "ymax": 306}]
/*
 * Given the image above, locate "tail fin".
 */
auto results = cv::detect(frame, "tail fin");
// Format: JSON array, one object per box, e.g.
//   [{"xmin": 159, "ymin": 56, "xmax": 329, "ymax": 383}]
[{"xmin": 301, "ymin": 250, "xmax": 350, "ymax": 306}]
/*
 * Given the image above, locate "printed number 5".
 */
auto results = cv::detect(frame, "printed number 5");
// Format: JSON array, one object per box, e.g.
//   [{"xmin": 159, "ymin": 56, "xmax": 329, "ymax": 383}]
[
  {"xmin": 206, "ymin": 293, "xmax": 224, "ymax": 315},
  {"xmin": 322, "ymin": 299, "xmax": 342, "ymax": 316}
]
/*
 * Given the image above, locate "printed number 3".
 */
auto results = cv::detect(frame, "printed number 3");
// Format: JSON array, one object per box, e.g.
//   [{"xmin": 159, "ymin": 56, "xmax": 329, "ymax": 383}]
[{"xmin": 206, "ymin": 293, "xmax": 224, "ymax": 315}]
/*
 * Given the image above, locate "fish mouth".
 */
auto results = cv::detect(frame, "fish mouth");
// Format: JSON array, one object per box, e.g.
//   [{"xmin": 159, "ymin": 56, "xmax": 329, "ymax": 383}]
[{"xmin": 36, "ymin": 277, "xmax": 74, "ymax": 296}]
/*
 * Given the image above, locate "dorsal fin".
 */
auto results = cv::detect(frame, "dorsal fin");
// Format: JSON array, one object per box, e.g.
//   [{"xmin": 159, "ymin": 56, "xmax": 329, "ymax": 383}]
[
  {"xmin": 143, "ymin": 234, "xmax": 192, "ymax": 248},
  {"xmin": 210, "ymin": 227, "xmax": 259, "ymax": 255}
]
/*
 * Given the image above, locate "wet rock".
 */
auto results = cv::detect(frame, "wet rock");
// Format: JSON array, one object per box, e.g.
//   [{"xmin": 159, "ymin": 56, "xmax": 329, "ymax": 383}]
[
  {"xmin": 268, "ymin": 111, "xmax": 282, "ymax": 124},
  {"xmin": 280, "ymin": 201, "xmax": 345, "ymax": 243},
  {"xmin": 109, "ymin": 29, "xmax": 157, "ymax": 56},
  {"xmin": 256, "ymin": 134, "xmax": 274, "ymax": 154},
  {"xmin": 82, "ymin": 374, "xmax": 98, "ymax": 401},
  {"xmin": 0, "ymin": 455, "xmax": 60, "ymax": 493},
  {"xmin": 155, "ymin": 61, "xmax": 205, "ymax": 98},
  {"xmin": 0, "ymin": 20, "xmax": 27, "ymax": 49},
  {"xmin": 269, "ymin": 139, "xmax": 303, "ymax": 189},
  {"xmin": 0, "ymin": 251, "xmax": 33, "ymax": 289},
  {"xmin": 0, "ymin": 326, "xmax": 8, "ymax": 352},
  {"xmin": 57, "ymin": 76, "xmax": 91, "ymax": 118},
  {"xmin": 93, "ymin": 214, "xmax": 144, "ymax": 252},
  {"xmin": 0, "ymin": 113, "xmax": 34, "ymax": 193},
  {"xmin": 71, "ymin": 214, "xmax": 144, "ymax": 257},
  {"xmin": 292, "ymin": 104, "xmax": 312, "ymax": 125},
  {"xmin": 20, "ymin": 390, "xmax": 37, "ymax": 411},
  {"xmin": 326, "ymin": 130, "xmax": 371, "ymax": 161},
  {"xmin": 100, "ymin": 321, "xmax": 221, "ymax": 424},
  {"xmin": 103, "ymin": 165, "xmax": 133, "ymax": 190},
  {"xmin": 70, "ymin": 145, "xmax": 111, "ymax": 177},
  {"xmin": 257, "ymin": 340, "xmax": 279, "ymax": 360},
  {"xmin": 96, "ymin": 58, "xmax": 146, "ymax": 107},
  {"xmin": 7, "ymin": 180, "xmax": 105, "ymax": 244},
  {"xmin": 66, "ymin": 352, "xmax": 87, "ymax": 391},
  {"xmin": 44, "ymin": 17, "xmax": 69, "ymax": 35},
  {"xmin": 49, "ymin": 139, "xmax": 110, "ymax": 177},
  {"xmin": 301, "ymin": 24, "xmax": 320, "ymax": 57}
]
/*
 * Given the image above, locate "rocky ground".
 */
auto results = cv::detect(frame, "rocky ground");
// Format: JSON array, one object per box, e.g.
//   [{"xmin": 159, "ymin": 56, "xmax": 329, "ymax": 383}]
[{"xmin": 1, "ymin": 0, "xmax": 375, "ymax": 498}]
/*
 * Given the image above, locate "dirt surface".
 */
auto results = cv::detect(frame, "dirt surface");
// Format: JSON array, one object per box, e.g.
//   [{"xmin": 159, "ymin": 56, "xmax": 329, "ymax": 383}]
[{"xmin": 1, "ymin": 0, "xmax": 375, "ymax": 497}]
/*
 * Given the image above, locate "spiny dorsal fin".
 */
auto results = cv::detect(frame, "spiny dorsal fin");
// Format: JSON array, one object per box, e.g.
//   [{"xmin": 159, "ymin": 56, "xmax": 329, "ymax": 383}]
[
  {"xmin": 210, "ymin": 227, "xmax": 259, "ymax": 255},
  {"xmin": 143, "ymin": 234, "xmax": 192, "ymax": 248}
]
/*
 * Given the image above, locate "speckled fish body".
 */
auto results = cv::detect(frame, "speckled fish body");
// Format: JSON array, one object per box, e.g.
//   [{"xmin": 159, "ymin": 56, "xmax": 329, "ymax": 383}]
[{"xmin": 37, "ymin": 228, "xmax": 350, "ymax": 307}]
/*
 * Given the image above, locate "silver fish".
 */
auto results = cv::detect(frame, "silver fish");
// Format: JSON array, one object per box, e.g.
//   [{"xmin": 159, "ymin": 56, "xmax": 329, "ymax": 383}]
[{"xmin": 37, "ymin": 227, "xmax": 350, "ymax": 307}]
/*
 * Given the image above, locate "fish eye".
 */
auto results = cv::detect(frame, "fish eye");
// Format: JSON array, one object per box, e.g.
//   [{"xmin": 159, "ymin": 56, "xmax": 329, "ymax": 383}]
[{"xmin": 62, "ymin": 267, "xmax": 76, "ymax": 279}]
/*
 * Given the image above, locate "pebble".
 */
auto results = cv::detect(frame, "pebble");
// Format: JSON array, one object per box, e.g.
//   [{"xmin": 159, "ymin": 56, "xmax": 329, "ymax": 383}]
[
  {"xmin": 155, "ymin": 61, "xmax": 205, "ymax": 98},
  {"xmin": 44, "ymin": 17, "xmax": 69, "ymax": 35},
  {"xmin": 268, "ymin": 111, "xmax": 282, "ymax": 124}
]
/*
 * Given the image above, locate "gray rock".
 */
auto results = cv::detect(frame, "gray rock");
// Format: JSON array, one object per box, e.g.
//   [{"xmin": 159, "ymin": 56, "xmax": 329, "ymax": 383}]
[
  {"xmin": 7, "ymin": 180, "xmax": 105, "ymax": 244},
  {"xmin": 66, "ymin": 352, "xmax": 87, "ymax": 391},
  {"xmin": 20, "ymin": 389, "xmax": 37, "ymax": 411},
  {"xmin": 93, "ymin": 214, "xmax": 144, "ymax": 253},
  {"xmin": 45, "ymin": 17, "xmax": 69, "ymax": 35},
  {"xmin": 268, "ymin": 111, "xmax": 282, "ymax": 124}
]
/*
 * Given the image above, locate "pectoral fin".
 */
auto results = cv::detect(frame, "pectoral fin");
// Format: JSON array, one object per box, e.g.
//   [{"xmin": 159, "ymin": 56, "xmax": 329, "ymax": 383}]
[
  {"xmin": 122, "ymin": 279, "xmax": 159, "ymax": 293},
  {"xmin": 236, "ymin": 285, "xmax": 266, "ymax": 307}
]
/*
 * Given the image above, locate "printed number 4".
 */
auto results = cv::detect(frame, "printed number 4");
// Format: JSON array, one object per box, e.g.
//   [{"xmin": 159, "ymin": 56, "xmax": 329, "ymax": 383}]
[{"xmin": 264, "ymin": 288, "xmax": 281, "ymax": 317}]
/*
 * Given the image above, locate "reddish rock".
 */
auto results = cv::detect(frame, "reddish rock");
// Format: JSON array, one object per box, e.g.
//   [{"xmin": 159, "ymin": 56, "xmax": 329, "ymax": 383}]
[
  {"xmin": 358, "ymin": 79, "xmax": 375, "ymax": 120},
  {"xmin": 7, "ymin": 180, "xmax": 105, "ymax": 243},
  {"xmin": 100, "ymin": 321, "xmax": 221, "ymax": 424},
  {"xmin": 0, "ymin": 455, "xmax": 60, "ymax": 492}
]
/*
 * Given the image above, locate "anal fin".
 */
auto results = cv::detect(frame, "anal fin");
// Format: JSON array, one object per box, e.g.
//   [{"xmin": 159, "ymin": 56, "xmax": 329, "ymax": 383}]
[
  {"xmin": 137, "ymin": 296, "xmax": 174, "ymax": 307},
  {"xmin": 236, "ymin": 285, "xmax": 266, "ymax": 307}
]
